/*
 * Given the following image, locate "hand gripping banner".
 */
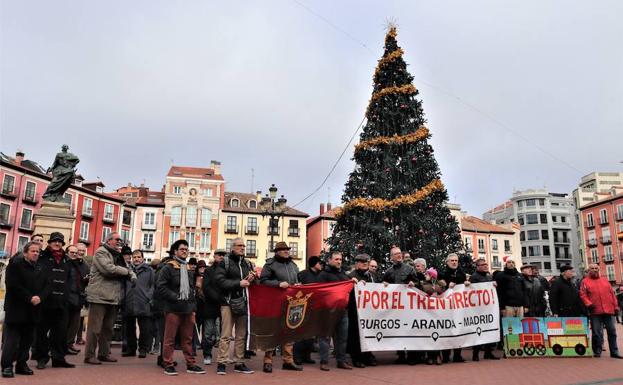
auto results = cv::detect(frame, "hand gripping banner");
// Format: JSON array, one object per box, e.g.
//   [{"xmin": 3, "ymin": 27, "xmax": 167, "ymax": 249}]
[{"xmin": 356, "ymin": 282, "xmax": 500, "ymax": 351}]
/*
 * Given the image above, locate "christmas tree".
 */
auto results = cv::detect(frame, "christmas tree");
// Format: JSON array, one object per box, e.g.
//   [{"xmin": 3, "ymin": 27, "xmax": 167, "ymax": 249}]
[{"xmin": 328, "ymin": 25, "xmax": 464, "ymax": 270}]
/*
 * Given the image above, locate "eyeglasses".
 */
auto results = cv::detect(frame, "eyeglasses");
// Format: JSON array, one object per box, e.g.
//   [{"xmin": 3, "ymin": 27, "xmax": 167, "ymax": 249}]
[
  {"xmin": 113, "ymin": 238, "xmax": 123, "ymax": 242},
  {"xmin": 234, "ymin": 244, "xmax": 245, "ymax": 247}
]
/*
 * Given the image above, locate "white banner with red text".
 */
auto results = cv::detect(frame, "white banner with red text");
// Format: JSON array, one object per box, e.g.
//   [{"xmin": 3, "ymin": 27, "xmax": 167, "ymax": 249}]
[{"xmin": 355, "ymin": 282, "xmax": 500, "ymax": 351}]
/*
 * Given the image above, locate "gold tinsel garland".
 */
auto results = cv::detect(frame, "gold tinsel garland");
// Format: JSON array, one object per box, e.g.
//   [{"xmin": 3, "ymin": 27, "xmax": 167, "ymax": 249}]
[
  {"xmin": 370, "ymin": 84, "xmax": 417, "ymax": 102},
  {"xmin": 337, "ymin": 179, "xmax": 444, "ymax": 215},
  {"xmin": 354, "ymin": 127, "xmax": 429, "ymax": 154},
  {"xmin": 373, "ymin": 48, "xmax": 404, "ymax": 78}
]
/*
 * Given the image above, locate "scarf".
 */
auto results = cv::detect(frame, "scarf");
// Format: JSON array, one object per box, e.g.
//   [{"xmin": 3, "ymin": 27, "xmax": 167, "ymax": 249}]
[
  {"xmin": 174, "ymin": 257, "xmax": 190, "ymax": 301},
  {"xmin": 51, "ymin": 249, "xmax": 64, "ymax": 265}
]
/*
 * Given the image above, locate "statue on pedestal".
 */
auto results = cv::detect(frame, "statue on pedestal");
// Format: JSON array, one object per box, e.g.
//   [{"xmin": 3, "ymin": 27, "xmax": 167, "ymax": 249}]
[{"xmin": 42, "ymin": 145, "xmax": 80, "ymax": 202}]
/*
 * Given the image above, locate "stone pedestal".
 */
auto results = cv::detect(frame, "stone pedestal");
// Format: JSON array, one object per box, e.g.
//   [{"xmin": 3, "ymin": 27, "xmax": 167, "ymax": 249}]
[{"xmin": 33, "ymin": 201, "xmax": 75, "ymax": 244}]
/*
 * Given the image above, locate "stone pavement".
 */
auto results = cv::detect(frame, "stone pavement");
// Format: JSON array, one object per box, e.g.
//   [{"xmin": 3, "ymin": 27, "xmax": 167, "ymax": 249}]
[{"xmin": 4, "ymin": 324, "xmax": 623, "ymax": 385}]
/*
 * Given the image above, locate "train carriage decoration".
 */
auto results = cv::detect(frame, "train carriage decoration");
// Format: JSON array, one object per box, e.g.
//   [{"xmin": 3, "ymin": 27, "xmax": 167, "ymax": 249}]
[{"xmin": 502, "ymin": 317, "xmax": 592, "ymax": 358}]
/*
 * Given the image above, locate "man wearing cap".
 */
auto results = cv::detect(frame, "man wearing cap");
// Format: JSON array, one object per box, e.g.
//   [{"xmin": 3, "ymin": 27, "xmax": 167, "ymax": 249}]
[
  {"xmin": 259, "ymin": 241, "xmax": 302, "ymax": 373},
  {"xmin": 549, "ymin": 265, "xmax": 585, "ymax": 317},
  {"xmin": 84, "ymin": 232, "xmax": 137, "ymax": 365},
  {"xmin": 201, "ymin": 249, "xmax": 226, "ymax": 365},
  {"xmin": 32, "ymin": 232, "xmax": 75, "ymax": 369},
  {"xmin": 520, "ymin": 264, "xmax": 546, "ymax": 317},
  {"xmin": 347, "ymin": 254, "xmax": 377, "ymax": 368}
]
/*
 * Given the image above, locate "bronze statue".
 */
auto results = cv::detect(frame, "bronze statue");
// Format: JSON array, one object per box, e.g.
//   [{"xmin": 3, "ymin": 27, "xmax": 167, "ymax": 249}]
[{"xmin": 42, "ymin": 144, "xmax": 80, "ymax": 202}]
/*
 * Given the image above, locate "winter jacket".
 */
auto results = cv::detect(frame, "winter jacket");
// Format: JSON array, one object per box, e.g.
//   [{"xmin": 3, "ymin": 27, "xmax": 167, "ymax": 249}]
[
  {"xmin": 347, "ymin": 268, "xmax": 374, "ymax": 283},
  {"xmin": 298, "ymin": 268, "xmax": 322, "ymax": 284},
  {"xmin": 579, "ymin": 276, "xmax": 619, "ymax": 315},
  {"xmin": 214, "ymin": 253, "xmax": 253, "ymax": 303},
  {"xmin": 3, "ymin": 257, "xmax": 48, "ymax": 324},
  {"xmin": 522, "ymin": 275, "xmax": 547, "ymax": 317},
  {"xmin": 260, "ymin": 257, "xmax": 300, "ymax": 286},
  {"xmin": 202, "ymin": 264, "xmax": 224, "ymax": 318},
  {"xmin": 318, "ymin": 264, "xmax": 350, "ymax": 282},
  {"xmin": 124, "ymin": 262, "xmax": 154, "ymax": 317},
  {"xmin": 438, "ymin": 266, "xmax": 467, "ymax": 286},
  {"xmin": 469, "ymin": 270, "xmax": 493, "ymax": 284},
  {"xmin": 549, "ymin": 275, "xmax": 585, "ymax": 317},
  {"xmin": 67, "ymin": 258, "xmax": 89, "ymax": 308},
  {"xmin": 151, "ymin": 257, "xmax": 173, "ymax": 314},
  {"xmin": 86, "ymin": 245, "xmax": 131, "ymax": 305},
  {"xmin": 382, "ymin": 262, "xmax": 417, "ymax": 284},
  {"xmin": 156, "ymin": 258, "xmax": 196, "ymax": 314},
  {"xmin": 38, "ymin": 248, "xmax": 70, "ymax": 310},
  {"xmin": 494, "ymin": 268, "xmax": 526, "ymax": 308}
]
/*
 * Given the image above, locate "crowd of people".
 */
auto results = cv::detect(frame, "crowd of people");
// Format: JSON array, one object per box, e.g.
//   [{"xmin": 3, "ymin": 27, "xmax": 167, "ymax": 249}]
[{"xmin": 1, "ymin": 233, "xmax": 623, "ymax": 378}]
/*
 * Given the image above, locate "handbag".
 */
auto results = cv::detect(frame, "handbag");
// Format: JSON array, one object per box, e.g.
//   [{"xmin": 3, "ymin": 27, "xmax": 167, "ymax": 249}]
[{"xmin": 228, "ymin": 295, "xmax": 248, "ymax": 317}]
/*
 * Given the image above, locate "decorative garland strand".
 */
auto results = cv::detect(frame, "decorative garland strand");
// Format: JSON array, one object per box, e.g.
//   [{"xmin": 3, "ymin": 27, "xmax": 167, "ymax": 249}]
[
  {"xmin": 370, "ymin": 84, "xmax": 417, "ymax": 102},
  {"xmin": 338, "ymin": 179, "xmax": 444, "ymax": 214},
  {"xmin": 354, "ymin": 127, "xmax": 429, "ymax": 153},
  {"xmin": 373, "ymin": 48, "xmax": 404, "ymax": 78}
]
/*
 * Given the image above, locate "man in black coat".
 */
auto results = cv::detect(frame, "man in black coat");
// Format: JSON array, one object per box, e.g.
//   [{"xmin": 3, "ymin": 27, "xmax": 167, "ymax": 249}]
[
  {"xmin": 156, "ymin": 240, "xmax": 204, "ymax": 376},
  {"xmin": 521, "ymin": 264, "xmax": 547, "ymax": 317},
  {"xmin": 65, "ymin": 244, "xmax": 89, "ymax": 356},
  {"xmin": 201, "ymin": 249, "xmax": 227, "ymax": 365},
  {"xmin": 382, "ymin": 246, "xmax": 417, "ymax": 365},
  {"xmin": 468, "ymin": 259, "xmax": 499, "ymax": 361},
  {"xmin": 32, "ymin": 232, "xmax": 75, "ymax": 369},
  {"xmin": 549, "ymin": 265, "xmax": 585, "ymax": 317},
  {"xmin": 494, "ymin": 259, "xmax": 526, "ymax": 317},
  {"xmin": 1, "ymin": 242, "xmax": 47, "ymax": 378},
  {"xmin": 438, "ymin": 253, "xmax": 470, "ymax": 364},
  {"xmin": 293, "ymin": 256, "xmax": 323, "ymax": 366},
  {"xmin": 317, "ymin": 252, "xmax": 354, "ymax": 371},
  {"xmin": 347, "ymin": 254, "xmax": 377, "ymax": 368}
]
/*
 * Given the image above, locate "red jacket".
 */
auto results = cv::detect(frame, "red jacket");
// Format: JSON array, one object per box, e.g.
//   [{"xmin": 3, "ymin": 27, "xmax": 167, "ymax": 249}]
[{"xmin": 579, "ymin": 276, "xmax": 619, "ymax": 315}]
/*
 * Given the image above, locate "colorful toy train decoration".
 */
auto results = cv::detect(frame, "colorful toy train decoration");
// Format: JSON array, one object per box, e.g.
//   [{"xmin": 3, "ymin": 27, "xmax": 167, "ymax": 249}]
[{"xmin": 504, "ymin": 317, "xmax": 589, "ymax": 357}]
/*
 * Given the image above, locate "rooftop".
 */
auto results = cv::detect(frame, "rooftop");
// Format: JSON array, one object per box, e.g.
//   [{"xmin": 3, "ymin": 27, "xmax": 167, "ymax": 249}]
[
  {"xmin": 223, "ymin": 191, "xmax": 308, "ymax": 217},
  {"xmin": 167, "ymin": 166, "xmax": 224, "ymax": 181},
  {"xmin": 461, "ymin": 216, "xmax": 515, "ymax": 235}
]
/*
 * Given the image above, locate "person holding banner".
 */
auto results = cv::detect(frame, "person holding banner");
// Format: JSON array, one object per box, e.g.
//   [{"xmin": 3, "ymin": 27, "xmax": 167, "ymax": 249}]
[
  {"xmin": 469, "ymin": 259, "xmax": 499, "ymax": 361},
  {"xmin": 347, "ymin": 254, "xmax": 377, "ymax": 368},
  {"xmin": 579, "ymin": 264, "xmax": 622, "ymax": 359},
  {"xmin": 318, "ymin": 252, "xmax": 354, "ymax": 371},
  {"xmin": 382, "ymin": 247, "xmax": 418, "ymax": 365},
  {"xmin": 259, "ymin": 242, "xmax": 302, "ymax": 373},
  {"xmin": 438, "ymin": 253, "xmax": 469, "ymax": 364}
]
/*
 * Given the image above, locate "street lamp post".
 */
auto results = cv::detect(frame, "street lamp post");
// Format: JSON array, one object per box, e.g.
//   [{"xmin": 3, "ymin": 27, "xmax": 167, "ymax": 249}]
[{"xmin": 256, "ymin": 184, "xmax": 288, "ymax": 257}]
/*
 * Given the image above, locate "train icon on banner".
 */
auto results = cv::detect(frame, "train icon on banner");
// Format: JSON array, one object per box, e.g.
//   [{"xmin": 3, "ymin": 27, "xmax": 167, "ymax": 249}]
[{"xmin": 502, "ymin": 317, "xmax": 592, "ymax": 358}]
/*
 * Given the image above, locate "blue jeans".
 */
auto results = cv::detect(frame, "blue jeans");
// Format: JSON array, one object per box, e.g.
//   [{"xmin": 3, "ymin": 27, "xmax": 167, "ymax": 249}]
[
  {"xmin": 590, "ymin": 314, "xmax": 619, "ymax": 356},
  {"xmin": 319, "ymin": 314, "xmax": 348, "ymax": 364}
]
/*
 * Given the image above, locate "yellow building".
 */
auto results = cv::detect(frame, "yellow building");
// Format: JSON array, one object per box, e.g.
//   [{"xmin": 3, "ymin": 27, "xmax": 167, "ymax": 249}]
[{"xmin": 217, "ymin": 191, "xmax": 309, "ymax": 269}]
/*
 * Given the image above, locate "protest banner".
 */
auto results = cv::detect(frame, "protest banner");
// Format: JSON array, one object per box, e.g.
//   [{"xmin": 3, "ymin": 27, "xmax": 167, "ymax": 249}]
[
  {"xmin": 356, "ymin": 282, "xmax": 500, "ymax": 351},
  {"xmin": 248, "ymin": 281, "xmax": 353, "ymax": 350},
  {"xmin": 502, "ymin": 317, "xmax": 592, "ymax": 358}
]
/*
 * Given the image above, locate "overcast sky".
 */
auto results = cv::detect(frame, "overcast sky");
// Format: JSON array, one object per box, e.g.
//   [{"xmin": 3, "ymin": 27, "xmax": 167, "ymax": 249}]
[{"xmin": 1, "ymin": 0, "xmax": 622, "ymax": 218}]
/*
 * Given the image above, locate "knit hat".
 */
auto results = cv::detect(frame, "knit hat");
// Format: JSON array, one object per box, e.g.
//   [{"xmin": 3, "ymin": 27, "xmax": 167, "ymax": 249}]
[{"xmin": 560, "ymin": 265, "xmax": 574, "ymax": 273}]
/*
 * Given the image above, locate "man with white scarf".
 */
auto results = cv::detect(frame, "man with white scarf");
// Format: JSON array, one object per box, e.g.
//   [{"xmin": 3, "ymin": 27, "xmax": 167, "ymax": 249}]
[{"xmin": 156, "ymin": 240, "xmax": 205, "ymax": 376}]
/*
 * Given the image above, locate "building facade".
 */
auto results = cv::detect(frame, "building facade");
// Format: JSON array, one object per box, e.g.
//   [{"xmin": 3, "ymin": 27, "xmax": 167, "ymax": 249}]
[
  {"xmin": 572, "ymin": 172, "xmax": 623, "ymax": 271},
  {"xmin": 217, "ymin": 192, "xmax": 308, "ymax": 269},
  {"xmin": 483, "ymin": 189, "xmax": 579, "ymax": 275},
  {"xmin": 578, "ymin": 187, "xmax": 623, "ymax": 284},
  {"xmin": 460, "ymin": 216, "xmax": 521, "ymax": 271},
  {"xmin": 162, "ymin": 164, "xmax": 224, "ymax": 260},
  {"xmin": 306, "ymin": 203, "xmax": 337, "ymax": 259}
]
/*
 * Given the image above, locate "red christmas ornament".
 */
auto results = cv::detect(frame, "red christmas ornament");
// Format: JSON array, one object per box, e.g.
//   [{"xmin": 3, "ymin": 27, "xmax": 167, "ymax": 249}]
[{"xmin": 411, "ymin": 156, "xmax": 417, "ymax": 164}]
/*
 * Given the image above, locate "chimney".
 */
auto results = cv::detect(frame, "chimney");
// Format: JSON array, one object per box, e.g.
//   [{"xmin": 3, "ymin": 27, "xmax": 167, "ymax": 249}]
[
  {"xmin": 210, "ymin": 160, "xmax": 221, "ymax": 175},
  {"xmin": 320, "ymin": 203, "xmax": 325, "ymax": 215},
  {"xmin": 327, "ymin": 202, "xmax": 332, "ymax": 212},
  {"xmin": 15, "ymin": 151, "xmax": 24, "ymax": 165}
]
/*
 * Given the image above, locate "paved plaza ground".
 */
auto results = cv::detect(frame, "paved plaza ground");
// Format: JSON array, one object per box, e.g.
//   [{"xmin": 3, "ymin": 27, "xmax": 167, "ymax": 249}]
[{"xmin": 4, "ymin": 324, "xmax": 623, "ymax": 385}]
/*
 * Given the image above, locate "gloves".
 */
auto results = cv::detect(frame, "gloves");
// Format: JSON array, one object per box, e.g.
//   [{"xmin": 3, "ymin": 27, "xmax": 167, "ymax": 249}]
[{"xmin": 129, "ymin": 271, "xmax": 138, "ymax": 284}]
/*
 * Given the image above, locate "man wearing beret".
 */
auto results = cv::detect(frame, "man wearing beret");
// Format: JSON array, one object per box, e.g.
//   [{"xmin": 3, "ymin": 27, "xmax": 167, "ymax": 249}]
[
  {"xmin": 32, "ymin": 232, "xmax": 75, "ymax": 369},
  {"xmin": 549, "ymin": 265, "xmax": 585, "ymax": 318},
  {"xmin": 260, "ymin": 242, "xmax": 302, "ymax": 373}
]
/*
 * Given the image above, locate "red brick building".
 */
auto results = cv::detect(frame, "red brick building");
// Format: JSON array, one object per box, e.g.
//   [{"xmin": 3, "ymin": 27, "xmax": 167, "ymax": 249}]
[
  {"xmin": 579, "ymin": 187, "xmax": 623, "ymax": 284},
  {"xmin": 306, "ymin": 203, "xmax": 338, "ymax": 259}
]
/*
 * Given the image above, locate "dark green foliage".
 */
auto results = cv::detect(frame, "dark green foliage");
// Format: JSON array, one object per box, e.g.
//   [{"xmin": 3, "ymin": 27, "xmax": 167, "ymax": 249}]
[{"xmin": 328, "ymin": 27, "xmax": 463, "ymax": 270}]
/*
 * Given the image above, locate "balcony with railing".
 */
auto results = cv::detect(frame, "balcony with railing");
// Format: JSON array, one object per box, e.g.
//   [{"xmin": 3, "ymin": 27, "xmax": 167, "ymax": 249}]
[
  {"xmin": 554, "ymin": 237, "xmax": 570, "ymax": 244},
  {"xmin": 22, "ymin": 194, "xmax": 38, "ymax": 205},
  {"xmin": 617, "ymin": 212, "xmax": 623, "ymax": 222},
  {"xmin": 586, "ymin": 220, "xmax": 595, "ymax": 229},
  {"xmin": 224, "ymin": 225, "xmax": 240, "ymax": 234},
  {"xmin": 0, "ymin": 215, "xmax": 14, "ymax": 229},
  {"xmin": 288, "ymin": 227, "xmax": 300, "ymax": 237},
  {"xmin": 103, "ymin": 213, "xmax": 115, "ymax": 224},
  {"xmin": 142, "ymin": 221, "xmax": 156, "ymax": 230},
  {"xmin": 604, "ymin": 254, "xmax": 614, "ymax": 263},
  {"xmin": 600, "ymin": 218, "xmax": 609, "ymax": 225},
  {"xmin": 478, "ymin": 247, "xmax": 485, "ymax": 254},
  {"xmin": 492, "ymin": 262, "xmax": 501, "ymax": 269},
  {"xmin": 18, "ymin": 220, "xmax": 33, "ymax": 233},
  {"xmin": 587, "ymin": 239, "xmax": 598, "ymax": 247},
  {"xmin": 268, "ymin": 226, "xmax": 280, "ymax": 236},
  {"xmin": 0, "ymin": 187, "xmax": 16, "ymax": 200},
  {"xmin": 600, "ymin": 236, "xmax": 612, "ymax": 245},
  {"xmin": 142, "ymin": 243, "xmax": 155, "ymax": 251},
  {"xmin": 245, "ymin": 226, "xmax": 258, "ymax": 235}
]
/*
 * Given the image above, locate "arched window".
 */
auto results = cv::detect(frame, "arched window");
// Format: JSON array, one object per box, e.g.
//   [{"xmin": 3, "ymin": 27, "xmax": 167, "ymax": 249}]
[
  {"xmin": 231, "ymin": 198, "xmax": 240, "ymax": 208},
  {"xmin": 248, "ymin": 200, "xmax": 257, "ymax": 209}
]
